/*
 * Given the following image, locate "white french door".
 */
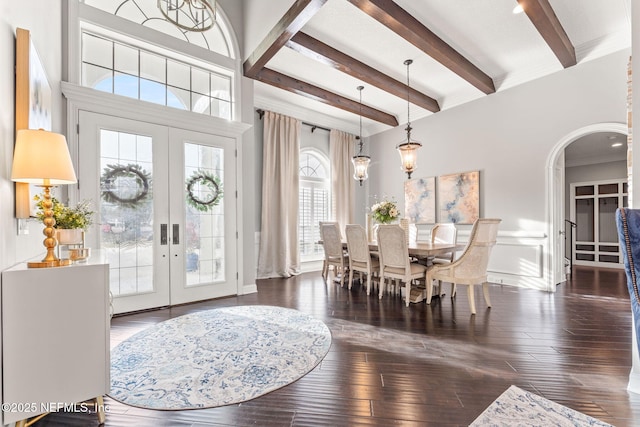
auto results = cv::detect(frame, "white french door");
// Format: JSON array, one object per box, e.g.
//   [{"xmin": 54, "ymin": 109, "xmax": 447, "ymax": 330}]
[{"xmin": 79, "ymin": 111, "xmax": 237, "ymax": 313}]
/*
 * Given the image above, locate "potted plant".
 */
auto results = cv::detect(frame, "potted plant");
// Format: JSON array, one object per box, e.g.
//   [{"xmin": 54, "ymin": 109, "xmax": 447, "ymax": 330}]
[{"xmin": 34, "ymin": 195, "xmax": 94, "ymax": 244}]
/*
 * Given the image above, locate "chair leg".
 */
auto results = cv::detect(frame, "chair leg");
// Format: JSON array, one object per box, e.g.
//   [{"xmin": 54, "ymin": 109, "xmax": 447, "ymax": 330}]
[
  {"xmin": 482, "ymin": 282, "xmax": 492, "ymax": 308},
  {"xmin": 467, "ymin": 285, "xmax": 476, "ymax": 315},
  {"xmin": 348, "ymin": 267, "xmax": 354, "ymax": 290},
  {"xmin": 339, "ymin": 265, "xmax": 346, "ymax": 287},
  {"xmin": 451, "ymin": 283, "xmax": 457, "ymax": 298},
  {"xmin": 379, "ymin": 275, "xmax": 385, "ymax": 299},
  {"xmin": 425, "ymin": 277, "xmax": 433, "ymax": 304},
  {"xmin": 366, "ymin": 272, "xmax": 372, "ymax": 296},
  {"xmin": 322, "ymin": 260, "xmax": 328, "ymax": 280}
]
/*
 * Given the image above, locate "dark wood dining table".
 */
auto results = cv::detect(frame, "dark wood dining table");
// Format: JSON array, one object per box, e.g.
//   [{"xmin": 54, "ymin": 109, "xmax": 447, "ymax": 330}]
[{"xmin": 326, "ymin": 240, "xmax": 465, "ymax": 260}]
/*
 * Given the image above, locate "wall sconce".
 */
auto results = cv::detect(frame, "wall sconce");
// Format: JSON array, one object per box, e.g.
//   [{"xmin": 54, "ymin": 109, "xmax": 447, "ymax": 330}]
[{"xmin": 11, "ymin": 129, "xmax": 77, "ymax": 268}]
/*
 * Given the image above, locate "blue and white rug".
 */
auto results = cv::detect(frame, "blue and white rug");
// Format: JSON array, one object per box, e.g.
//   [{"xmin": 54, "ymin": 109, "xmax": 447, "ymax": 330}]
[
  {"xmin": 470, "ymin": 385, "xmax": 612, "ymax": 426},
  {"xmin": 109, "ymin": 305, "xmax": 332, "ymax": 410}
]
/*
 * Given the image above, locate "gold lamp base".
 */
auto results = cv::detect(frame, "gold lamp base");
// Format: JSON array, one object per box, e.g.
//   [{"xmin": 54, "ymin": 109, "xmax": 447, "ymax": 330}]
[{"xmin": 27, "ymin": 259, "xmax": 73, "ymax": 269}]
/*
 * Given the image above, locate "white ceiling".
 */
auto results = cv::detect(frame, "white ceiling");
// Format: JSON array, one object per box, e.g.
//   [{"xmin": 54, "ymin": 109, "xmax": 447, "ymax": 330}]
[
  {"xmin": 565, "ymin": 132, "xmax": 628, "ymax": 168},
  {"xmin": 251, "ymin": 0, "xmax": 632, "ymax": 137}
]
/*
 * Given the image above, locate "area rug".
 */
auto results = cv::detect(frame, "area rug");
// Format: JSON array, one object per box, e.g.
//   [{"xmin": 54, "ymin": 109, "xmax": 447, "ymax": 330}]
[
  {"xmin": 470, "ymin": 385, "xmax": 612, "ymax": 426},
  {"xmin": 109, "ymin": 305, "xmax": 332, "ymax": 410}
]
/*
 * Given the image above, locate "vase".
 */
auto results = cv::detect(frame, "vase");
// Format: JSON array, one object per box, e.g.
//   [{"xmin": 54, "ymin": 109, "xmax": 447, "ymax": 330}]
[{"xmin": 56, "ymin": 229, "xmax": 84, "ymax": 245}]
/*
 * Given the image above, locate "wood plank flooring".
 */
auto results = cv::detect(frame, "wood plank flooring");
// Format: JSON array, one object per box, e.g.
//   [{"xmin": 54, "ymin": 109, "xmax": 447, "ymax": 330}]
[{"xmin": 32, "ymin": 266, "xmax": 640, "ymax": 426}]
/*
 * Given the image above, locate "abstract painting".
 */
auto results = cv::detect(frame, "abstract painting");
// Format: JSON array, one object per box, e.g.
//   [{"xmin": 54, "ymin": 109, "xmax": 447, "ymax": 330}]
[
  {"xmin": 438, "ymin": 171, "xmax": 479, "ymax": 224},
  {"xmin": 404, "ymin": 177, "xmax": 436, "ymax": 224},
  {"xmin": 15, "ymin": 28, "xmax": 52, "ymax": 217}
]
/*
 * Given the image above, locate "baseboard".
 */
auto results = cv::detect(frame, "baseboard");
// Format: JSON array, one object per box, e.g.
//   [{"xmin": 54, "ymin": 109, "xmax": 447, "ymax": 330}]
[{"xmin": 242, "ymin": 283, "xmax": 258, "ymax": 294}]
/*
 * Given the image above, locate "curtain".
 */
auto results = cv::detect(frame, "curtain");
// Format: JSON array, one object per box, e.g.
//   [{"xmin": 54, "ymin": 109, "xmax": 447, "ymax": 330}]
[
  {"xmin": 330, "ymin": 129, "xmax": 355, "ymax": 233},
  {"xmin": 257, "ymin": 111, "xmax": 301, "ymax": 279}
]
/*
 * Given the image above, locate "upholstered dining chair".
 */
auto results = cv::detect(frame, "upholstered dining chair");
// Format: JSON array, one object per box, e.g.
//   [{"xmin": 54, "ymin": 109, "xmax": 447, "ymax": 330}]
[
  {"xmin": 376, "ymin": 224, "xmax": 428, "ymax": 306},
  {"xmin": 425, "ymin": 218, "xmax": 501, "ymax": 314},
  {"xmin": 320, "ymin": 222, "xmax": 349, "ymax": 287},
  {"xmin": 429, "ymin": 222, "xmax": 458, "ymax": 297},
  {"xmin": 345, "ymin": 224, "xmax": 380, "ymax": 295}
]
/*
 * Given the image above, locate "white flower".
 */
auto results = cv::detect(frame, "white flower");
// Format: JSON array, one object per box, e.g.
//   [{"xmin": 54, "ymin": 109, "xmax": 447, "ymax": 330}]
[{"xmin": 389, "ymin": 208, "xmax": 398, "ymax": 218}]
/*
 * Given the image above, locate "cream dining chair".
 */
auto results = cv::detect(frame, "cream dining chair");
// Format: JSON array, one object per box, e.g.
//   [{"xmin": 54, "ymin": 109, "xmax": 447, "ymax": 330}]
[
  {"xmin": 345, "ymin": 224, "xmax": 379, "ymax": 295},
  {"xmin": 425, "ymin": 218, "xmax": 501, "ymax": 314},
  {"xmin": 430, "ymin": 222, "xmax": 458, "ymax": 297},
  {"xmin": 320, "ymin": 222, "xmax": 349, "ymax": 287},
  {"xmin": 376, "ymin": 224, "xmax": 428, "ymax": 306}
]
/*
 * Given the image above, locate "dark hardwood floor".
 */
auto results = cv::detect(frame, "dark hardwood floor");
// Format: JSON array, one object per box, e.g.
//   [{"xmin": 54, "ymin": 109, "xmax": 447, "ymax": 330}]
[{"xmin": 34, "ymin": 266, "xmax": 640, "ymax": 426}]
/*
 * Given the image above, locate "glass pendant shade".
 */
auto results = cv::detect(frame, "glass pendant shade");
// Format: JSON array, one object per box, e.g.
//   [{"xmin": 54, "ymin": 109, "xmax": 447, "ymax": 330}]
[
  {"xmin": 397, "ymin": 139, "xmax": 421, "ymax": 179},
  {"xmin": 352, "ymin": 153, "xmax": 371, "ymax": 186},
  {"xmin": 353, "ymin": 85, "xmax": 370, "ymax": 186},
  {"xmin": 398, "ymin": 59, "xmax": 422, "ymax": 179}
]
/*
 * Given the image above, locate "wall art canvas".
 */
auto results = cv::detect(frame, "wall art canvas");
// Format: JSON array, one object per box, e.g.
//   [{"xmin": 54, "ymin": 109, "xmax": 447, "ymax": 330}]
[
  {"xmin": 404, "ymin": 177, "xmax": 436, "ymax": 224},
  {"xmin": 15, "ymin": 28, "xmax": 53, "ymax": 217},
  {"xmin": 438, "ymin": 171, "xmax": 479, "ymax": 224}
]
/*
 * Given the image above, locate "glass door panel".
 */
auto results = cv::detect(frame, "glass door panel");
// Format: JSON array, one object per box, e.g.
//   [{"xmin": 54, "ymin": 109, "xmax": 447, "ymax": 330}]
[
  {"xmin": 80, "ymin": 111, "xmax": 170, "ymax": 314},
  {"xmin": 169, "ymin": 128, "xmax": 237, "ymax": 305}
]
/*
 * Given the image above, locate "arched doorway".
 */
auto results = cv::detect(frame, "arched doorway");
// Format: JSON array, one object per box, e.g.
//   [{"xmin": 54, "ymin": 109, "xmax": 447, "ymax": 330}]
[{"xmin": 546, "ymin": 122, "xmax": 628, "ymax": 289}]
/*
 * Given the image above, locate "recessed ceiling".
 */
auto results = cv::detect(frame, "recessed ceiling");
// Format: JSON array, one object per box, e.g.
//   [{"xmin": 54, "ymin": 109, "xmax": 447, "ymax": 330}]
[{"xmin": 564, "ymin": 132, "xmax": 628, "ymax": 168}]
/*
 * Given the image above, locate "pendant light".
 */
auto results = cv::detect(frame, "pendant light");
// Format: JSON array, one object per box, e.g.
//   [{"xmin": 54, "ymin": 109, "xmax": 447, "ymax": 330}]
[
  {"xmin": 158, "ymin": 0, "xmax": 217, "ymax": 32},
  {"xmin": 352, "ymin": 85, "xmax": 371, "ymax": 186},
  {"xmin": 397, "ymin": 59, "xmax": 422, "ymax": 179}
]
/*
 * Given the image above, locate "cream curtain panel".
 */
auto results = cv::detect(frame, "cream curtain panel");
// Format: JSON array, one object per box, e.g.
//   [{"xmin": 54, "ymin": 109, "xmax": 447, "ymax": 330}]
[
  {"xmin": 257, "ymin": 111, "xmax": 301, "ymax": 279},
  {"xmin": 330, "ymin": 129, "xmax": 355, "ymax": 233}
]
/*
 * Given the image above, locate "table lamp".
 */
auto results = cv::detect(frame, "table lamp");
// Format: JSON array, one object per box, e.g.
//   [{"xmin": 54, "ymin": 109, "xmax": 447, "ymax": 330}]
[{"xmin": 11, "ymin": 129, "xmax": 77, "ymax": 268}]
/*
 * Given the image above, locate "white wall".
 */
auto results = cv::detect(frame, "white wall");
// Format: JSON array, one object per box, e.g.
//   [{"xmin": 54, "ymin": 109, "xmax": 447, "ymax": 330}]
[
  {"xmin": 367, "ymin": 49, "xmax": 629, "ymax": 290},
  {"xmin": 1, "ymin": 1, "xmax": 64, "ymax": 271}
]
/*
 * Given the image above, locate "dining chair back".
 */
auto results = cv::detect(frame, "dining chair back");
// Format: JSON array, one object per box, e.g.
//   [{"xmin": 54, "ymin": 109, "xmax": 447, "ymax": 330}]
[
  {"xmin": 320, "ymin": 222, "xmax": 349, "ymax": 287},
  {"xmin": 345, "ymin": 224, "xmax": 379, "ymax": 294},
  {"xmin": 430, "ymin": 223, "xmax": 457, "ymax": 264},
  {"xmin": 376, "ymin": 224, "xmax": 428, "ymax": 306},
  {"xmin": 426, "ymin": 218, "xmax": 501, "ymax": 314}
]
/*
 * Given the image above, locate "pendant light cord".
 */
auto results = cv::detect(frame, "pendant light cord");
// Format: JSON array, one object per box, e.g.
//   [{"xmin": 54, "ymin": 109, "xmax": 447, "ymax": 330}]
[{"xmin": 357, "ymin": 85, "xmax": 364, "ymax": 155}]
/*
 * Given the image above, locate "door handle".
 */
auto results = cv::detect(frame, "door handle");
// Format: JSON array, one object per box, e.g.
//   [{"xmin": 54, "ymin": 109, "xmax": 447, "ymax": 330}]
[
  {"xmin": 160, "ymin": 224, "xmax": 168, "ymax": 245},
  {"xmin": 173, "ymin": 224, "xmax": 180, "ymax": 245}
]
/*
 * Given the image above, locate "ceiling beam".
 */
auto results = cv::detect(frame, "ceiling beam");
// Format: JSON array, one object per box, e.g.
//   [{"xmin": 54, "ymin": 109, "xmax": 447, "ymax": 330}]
[
  {"xmin": 287, "ymin": 32, "xmax": 440, "ymax": 113},
  {"xmin": 243, "ymin": 0, "xmax": 328, "ymax": 78},
  {"xmin": 255, "ymin": 68, "xmax": 399, "ymax": 127},
  {"xmin": 518, "ymin": 0, "xmax": 576, "ymax": 68},
  {"xmin": 347, "ymin": 0, "xmax": 495, "ymax": 95}
]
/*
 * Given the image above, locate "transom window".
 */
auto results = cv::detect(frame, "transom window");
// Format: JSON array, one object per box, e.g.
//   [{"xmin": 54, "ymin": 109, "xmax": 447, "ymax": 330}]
[
  {"xmin": 81, "ymin": 32, "xmax": 232, "ymax": 119},
  {"xmin": 299, "ymin": 150, "xmax": 330, "ymax": 260}
]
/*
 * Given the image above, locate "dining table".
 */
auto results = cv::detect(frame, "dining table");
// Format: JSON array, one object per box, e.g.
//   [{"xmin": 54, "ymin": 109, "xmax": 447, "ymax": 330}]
[{"xmin": 326, "ymin": 240, "xmax": 466, "ymax": 261}]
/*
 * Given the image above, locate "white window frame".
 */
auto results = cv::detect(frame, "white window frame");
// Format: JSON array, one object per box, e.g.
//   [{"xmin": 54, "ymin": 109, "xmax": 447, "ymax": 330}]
[{"xmin": 299, "ymin": 149, "xmax": 331, "ymax": 262}]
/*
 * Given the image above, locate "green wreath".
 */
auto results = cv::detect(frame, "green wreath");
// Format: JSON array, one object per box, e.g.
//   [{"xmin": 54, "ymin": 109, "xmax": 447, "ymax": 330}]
[
  {"xmin": 101, "ymin": 164, "xmax": 152, "ymax": 207},
  {"xmin": 186, "ymin": 170, "xmax": 223, "ymax": 212}
]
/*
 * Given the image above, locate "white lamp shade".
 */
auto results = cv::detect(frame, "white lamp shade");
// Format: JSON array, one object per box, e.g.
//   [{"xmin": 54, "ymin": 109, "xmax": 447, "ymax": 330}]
[{"xmin": 11, "ymin": 129, "xmax": 77, "ymax": 185}]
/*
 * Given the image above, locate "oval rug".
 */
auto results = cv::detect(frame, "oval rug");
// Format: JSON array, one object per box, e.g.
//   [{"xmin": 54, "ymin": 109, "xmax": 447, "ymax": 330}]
[{"xmin": 109, "ymin": 305, "xmax": 332, "ymax": 410}]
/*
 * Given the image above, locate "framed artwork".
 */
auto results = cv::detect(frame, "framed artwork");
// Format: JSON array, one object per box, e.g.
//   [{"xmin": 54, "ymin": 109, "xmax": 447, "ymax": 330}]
[
  {"xmin": 404, "ymin": 177, "xmax": 436, "ymax": 224},
  {"xmin": 15, "ymin": 27, "xmax": 53, "ymax": 217},
  {"xmin": 438, "ymin": 171, "xmax": 480, "ymax": 224}
]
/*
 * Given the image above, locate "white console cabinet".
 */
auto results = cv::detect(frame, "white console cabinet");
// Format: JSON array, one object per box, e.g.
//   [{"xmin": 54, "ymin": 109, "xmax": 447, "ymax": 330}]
[{"xmin": 1, "ymin": 256, "xmax": 110, "ymax": 425}]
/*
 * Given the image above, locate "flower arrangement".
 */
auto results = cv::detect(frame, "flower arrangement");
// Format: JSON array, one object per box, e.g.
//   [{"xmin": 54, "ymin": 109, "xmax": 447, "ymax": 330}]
[
  {"xmin": 34, "ymin": 195, "xmax": 94, "ymax": 230},
  {"xmin": 370, "ymin": 199, "xmax": 400, "ymax": 224}
]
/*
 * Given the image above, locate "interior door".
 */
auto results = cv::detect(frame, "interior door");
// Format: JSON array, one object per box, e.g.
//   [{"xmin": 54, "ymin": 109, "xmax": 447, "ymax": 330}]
[{"xmin": 79, "ymin": 111, "xmax": 237, "ymax": 313}]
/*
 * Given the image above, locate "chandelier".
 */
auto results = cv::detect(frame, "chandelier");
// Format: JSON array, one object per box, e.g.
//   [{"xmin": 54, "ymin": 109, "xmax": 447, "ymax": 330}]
[
  {"xmin": 158, "ymin": 0, "xmax": 217, "ymax": 32},
  {"xmin": 397, "ymin": 59, "xmax": 422, "ymax": 179},
  {"xmin": 352, "ymin": 85, "xmax": 370, "ymax": 186}
]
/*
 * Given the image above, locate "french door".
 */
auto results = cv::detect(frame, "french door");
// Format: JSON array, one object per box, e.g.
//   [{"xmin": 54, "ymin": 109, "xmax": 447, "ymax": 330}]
[{"xmin": 79, "ymin": 111, "xmax": 237, "ymax": 313}]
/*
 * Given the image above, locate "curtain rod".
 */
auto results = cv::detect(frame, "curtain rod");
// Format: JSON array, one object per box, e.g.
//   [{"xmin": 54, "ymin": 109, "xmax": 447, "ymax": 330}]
[{"xmin": 255, "ymin": 109, "xmax": 331, "ymax": 133}]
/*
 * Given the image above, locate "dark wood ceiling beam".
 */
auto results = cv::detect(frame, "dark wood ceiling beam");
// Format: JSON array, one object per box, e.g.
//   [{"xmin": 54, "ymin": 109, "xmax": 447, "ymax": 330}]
[
  {"xmin": 347, "ymin": 0, "xmax": 495, "ymax": 95},
  {"xmin": 518, "ymin": 0, "xmax": 576, "ymax": 68},
  {"xmin": 243, "ymin": 0, "xmax": 328, "ymax": 78},
  {"xmin": 255, "ymin": 68, "xmax": 399, "ymax": 127},
  {"xmin": 287, "ymin": 32, "xmax": 440, "ymax": 113}
]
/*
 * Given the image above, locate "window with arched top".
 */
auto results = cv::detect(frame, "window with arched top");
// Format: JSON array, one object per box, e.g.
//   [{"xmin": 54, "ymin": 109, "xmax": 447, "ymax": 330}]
[
  {"xmin": 78, "ymin": 0, "xmax": 236, "ymax": 120},
  {"xmin": 299, "ymin": 150, "xmax": 330, "ymax": 260},
  {"xmin": 82, "ymin": 0, "xmax": 234, "ymax": 57}
]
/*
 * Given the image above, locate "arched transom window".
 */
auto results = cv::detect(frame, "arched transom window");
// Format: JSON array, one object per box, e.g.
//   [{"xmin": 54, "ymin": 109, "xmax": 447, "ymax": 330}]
[{"xmin": 299, "ymin": 150, "xmax": 330, "ymax": 260}]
